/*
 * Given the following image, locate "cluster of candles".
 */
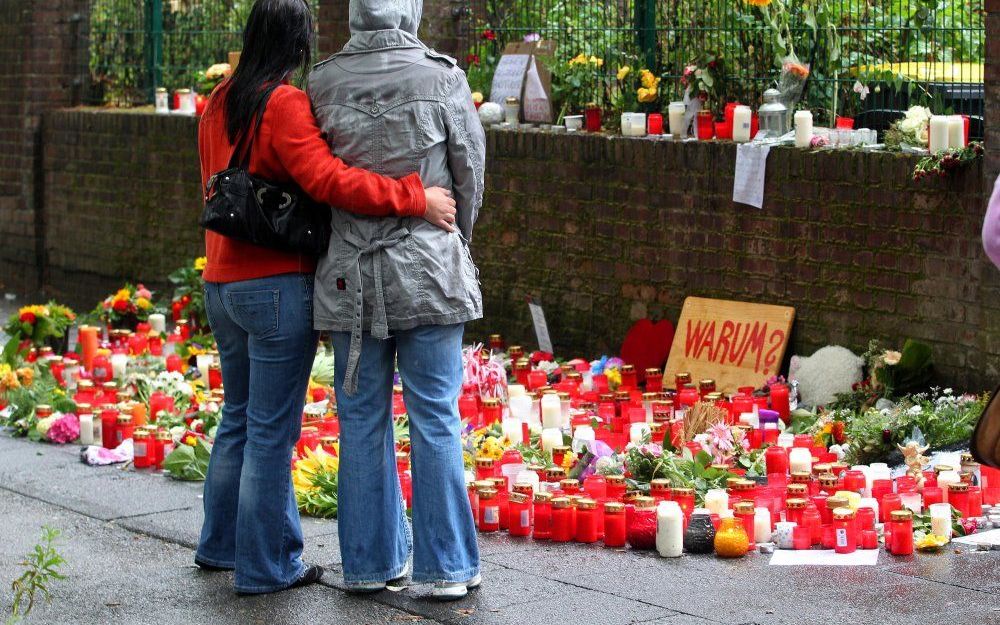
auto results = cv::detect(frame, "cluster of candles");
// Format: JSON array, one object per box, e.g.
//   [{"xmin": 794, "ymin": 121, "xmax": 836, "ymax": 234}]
[
  {"xmin": 928, "ymin": 115, "xmax": 972, "ymax": 154},
  {"xmin": 460, "ymin": 433, "xmax": 998, "ymax": 558}
]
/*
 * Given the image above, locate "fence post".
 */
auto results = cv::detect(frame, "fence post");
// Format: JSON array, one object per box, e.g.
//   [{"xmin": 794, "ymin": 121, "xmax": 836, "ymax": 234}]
[
  {"xmin": 145, "ymin": 0, "xmax": 163, "ymax": 102},
  {"xmin": 634, "ymin": 0, "xmax": 657, "ymax": 70}
]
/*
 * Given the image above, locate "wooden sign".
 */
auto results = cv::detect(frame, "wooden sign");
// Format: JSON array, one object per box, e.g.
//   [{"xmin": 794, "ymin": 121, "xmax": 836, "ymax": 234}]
[
  {"xmin": 663, "ymin": 297, "xmax": 795, "ymax": 393},
  {"xmin": 489, "ymin": 44, "xmax": 531, "ymax": 106}
]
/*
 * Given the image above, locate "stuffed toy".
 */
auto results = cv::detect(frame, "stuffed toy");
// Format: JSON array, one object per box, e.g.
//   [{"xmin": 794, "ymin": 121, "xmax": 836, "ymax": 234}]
[
  {"xmin": 478, "ymin": 102, "xmax": 504, "ymax": 126},
  {"xmin": 788, "ymin": 345, "xmax": 864, "ymax": 408}
]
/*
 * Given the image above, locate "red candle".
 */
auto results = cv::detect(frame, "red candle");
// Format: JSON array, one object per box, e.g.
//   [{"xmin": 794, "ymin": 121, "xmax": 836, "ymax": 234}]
[
  {"xmin": 948, "ymin": 483, "xmax": 970, "ymax": 518},
  {"xmin": 696, "ymin": 111, "xmax": 714, "ymax": 140},
  {"xmin": 467, "ymin": 484, "xmax": 479, "ymax": 529},
  {"xmin": 550, "ymin": 498, "xmax": 574, "ymax": 542},
  {"xmin": 478, "ymin": 488, "xmax": 501, "ymax": 532},
  {"xmin": 101, "ymin": 409, "xmax": 119, "ymax": 449},
  {"xmin": 606, "ymin": 475, "xmax": 626, "ymax": 501},
  {"xmin": 647, "ymin": 113, "xmax": 664, "ymax": 135},
  {"xmin": 769, "ymin": 384, "xmax": 790, "ymax": 422},
  {"xmin": 626, "ymin": 498, "xmax": 657, "ymax": 549},
  {"xmin": 585, "ymin": 105, "xmax": 602, "ymax": 132},
  {"xmin": 861, "ymin": 529, "xmax": 878, "ymax": 550},
  {"xmin": 528, "ymin": 369, "xmax": 548, "ymax": 391},
  {"xmin": 888, "ymin": 510, "xmax": 914, "ymax": 555},
  {"xmin": 968, "ymin": 486, "xmax": 983, "ymax": 518},
  {"xmin": 492, "ymin": 478, "xmax": 510, "ymax": 530},
  {"xmin": 157, "ymin": 430, "xmax": 174, "ymax": 466},
  {"xmin": 881, "ymin": 493, "xmax": 902, "ymax": 524},
  {"xmin": 475, "ymin": 457, "xmax": 495, "ymax": 482},
  {"xmin": 793, "ymin": 525, "xmax": 811, "ymax": 550},
  {"xmin": 115, "ymin": 414, "xmax": 134, "ymax": 445},
  {"xmin": 458, "ymin": 392, "xmax": 479, "ymax": 424},
  {"xmin": 603, "ymin": 502, "xmax": 627, "ymax": 547},
  {"xmin": 574, "ymin": 499, "xmax": 600, "ymax": 543},
  {"xmin": 645, "ymin": 369, "xmax": 663, "ymax": 392},
  {"xmin": 508, "ymin": 492, "xmax": 532, "ymax": 537},
  {"xmin": 133, "ymin": 430, "xmax": 151, "ymax": 469},
  {"xmin": 922, "ymin": 486, "xmax": 943, "ymax": 509},
  {"xmin": 833, "ymin": 508, "xmax": 857, "ymax": 554},
  {"xmin": 802, "ymin": 505, "xmax": 823, "ymax": 545},
  {"xmin": 482, "ymin": 398, "xmax": 502, "ymax": 426},
  {"xmin": 533, "ymin": 493, "xmax": 553, "ymax": 540}
]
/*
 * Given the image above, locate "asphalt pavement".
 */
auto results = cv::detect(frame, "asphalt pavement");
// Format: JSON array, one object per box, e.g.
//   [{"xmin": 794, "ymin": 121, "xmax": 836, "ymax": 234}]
[{"xmin": 0, "ymin": 435, "xmax": 997, "ymax": 625}]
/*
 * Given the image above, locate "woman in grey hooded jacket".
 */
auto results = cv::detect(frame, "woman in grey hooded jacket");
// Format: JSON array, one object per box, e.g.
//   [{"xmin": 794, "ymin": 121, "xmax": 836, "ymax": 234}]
[{"xmin": 309, "ymin": 0, "xmax": 485, "ymax": 600}]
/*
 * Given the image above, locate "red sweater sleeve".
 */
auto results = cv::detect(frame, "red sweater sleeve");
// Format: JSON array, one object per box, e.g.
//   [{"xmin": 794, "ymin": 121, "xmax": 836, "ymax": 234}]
[{"xmin": 261, "ymin": 86, "xmax": 426, "ymax": 218}]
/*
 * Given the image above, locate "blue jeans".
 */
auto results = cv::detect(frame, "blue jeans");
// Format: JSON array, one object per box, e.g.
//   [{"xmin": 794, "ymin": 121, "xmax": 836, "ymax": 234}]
[
  {"xmin": 196, "ymin": 273, "xmax": 318, "ymax": 594},
  {"xmin": 332, "ymin": 323, "xmax": 479, "ymax": 584}
]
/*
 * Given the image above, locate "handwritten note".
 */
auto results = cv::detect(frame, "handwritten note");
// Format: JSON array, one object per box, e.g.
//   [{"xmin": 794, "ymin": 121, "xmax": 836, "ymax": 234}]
[
  {"xmin": 733, "ymin": 143, "xmax": 771, "ymax": 209},
  {"xmin": 528, "ymin": 298, "xmax": 554, "ymax": 354},
  {"xmin": 769, "ymin": 549, "xmax": 879, "ymax": 566},
  {"xmin": 490, "ymin": 54, "xmax": 531, "ymax": 105}
]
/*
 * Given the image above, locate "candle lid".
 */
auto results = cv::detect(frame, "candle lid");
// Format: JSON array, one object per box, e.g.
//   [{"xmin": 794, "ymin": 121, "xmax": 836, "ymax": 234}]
[
  {"xmin": 889, "ymin": 509, "xmax": 913, "ymax": 521},
  {"xmin": 544, "ymin": 467, "xmax": 566, "ymax": 479},
  {"xmin": 650, "ymin": 478, "xmax": 671, "ymax": 490},
  {"xmin": 134, "ymin": 430, "xmax": 150, "ymax": 440},
  {"xmin": 832, "ymin": 507, "xmax": 855, "ymax": 520},
  {"xmin": 478, "ymin": 487, "xmax": 498, "ymax": 499},
  {"xmin": 482, "ymin": 397, "xmax": 500, "ymax": 408},
  {"xmin": 78, "ymin": 380, "xmax": 94, "ymax": 389},
  {"xmin": 948, "ymin": 482, "xmax": 969, "ymax": 493},
  {"xmin": 476, "ymin": 457, "xmax": 495, "ymax": 467},
  {"xmin": 320, "ymin": 436, "xmax": 337, "ymax": 445},
  {"xmin": 934, "ymin": 464, "xmax": 954, "ymax": 473},
  {"xmin": 634, "ymin": 496, "xmax": 656, "ymax": 509},
  {"xmin": 560, "ymin": 478, "xmax": 580, "ymax": 489},
  {"xmin": 509, "ymin": 492, "xmax": 528, "ymax": 505},
  {"xmin": 787, "ymin": 484, "xmax": 808, "ymax": 496},
  {"xmin": 155, "ymin": 430, "xmax": 172, "ymax": 441},
  {"xmin": 614, "ymin": 391, "xmax": 631, "ymax": 400},
  {"xmin": 642, "ymin": 392, "xmax": 659, "ymax": 400},
  {"xmin": 606, "ymin": 474, "xmax": 625, "ymax": 485},
  {"xmin": 645, "ymin": 368, "xmax": 661, "ymax": 376},
  {"xmin": 819, "ymin": 474, "xmax": 839, "ymax": 487},
  {"xmin": 672, "ymin": 487, "xmax": 695, "ymax": 497},
  {"xmin": 489, "ymin": 477, "xmax": 507, "ymax": 488},
  {"xmin": 577, "ymin": 498, "xmax": 597, "ymax": 510},
  {"xmin": 604, "ymin": 501, "xmax": 625, "ymax": 513},
  {"xmin": 116, "ymin": 413, "xmax": 133, "ymax": 424},
  {"xmin": 785, "ymin": 498, "xmax": 807, "ymax": 509},
  {"xmin": 622, "ymin": 364, "xmax": 635, "ymax": 373},
  {"xmin": 534, "ymin": 492, "xmax": 553, "ymax": 503},
  {"xmin": 790, "ymin": 471, "xmax": 811, "ymax": 483},
  {"xmin": 733, "ymin": 501, "xmax": 755, "ymax": 514},
  {"xmin": 513, "ymin": 483, "xmax": 533, "ymax": 495},
  {"xmin": 76, "ymin": 403, "xmax": 93, "ymax": 413},
  {"xmin": 551, "ymin": 496, "xmax": 570, "ymax": 509},
  {"xmin": 552, "ymin": 445, "xmax": 570, "ymax": 454},
  {"xmin": 827, "ymin": 496, "xmax": 849, "ymax": 510}
]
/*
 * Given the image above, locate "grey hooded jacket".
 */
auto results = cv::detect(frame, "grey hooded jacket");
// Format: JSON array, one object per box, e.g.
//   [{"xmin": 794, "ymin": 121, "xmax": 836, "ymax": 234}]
[{"xmin": 309, "ymin": 0, "xmax": 485, "ymax": 394}]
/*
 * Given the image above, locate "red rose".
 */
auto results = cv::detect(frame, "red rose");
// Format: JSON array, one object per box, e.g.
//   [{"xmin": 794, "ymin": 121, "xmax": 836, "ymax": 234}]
[
  {"xmin": 481, "ymin": 29, "xmax": 496, "ymax": 41},
  {"xmin": 466, "ymin": 54, "xmax": 481, "ymax": 66},
  {"xmin": 19, "ymin": 311, "xmax": 36, "ymax": 324},
  {"xmin": 530, "ymin": 350, "xmax": 554, "ymax": 366},
  {"xmin": 112, "ymin": 299, "xmax": 128, "ymax": 313}
]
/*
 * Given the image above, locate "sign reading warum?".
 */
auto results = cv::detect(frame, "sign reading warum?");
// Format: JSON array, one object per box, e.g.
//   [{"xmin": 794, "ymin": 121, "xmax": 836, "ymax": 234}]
[{"xmin": 663, "ymin": 297, "xmax": 795, "ymax": 394}]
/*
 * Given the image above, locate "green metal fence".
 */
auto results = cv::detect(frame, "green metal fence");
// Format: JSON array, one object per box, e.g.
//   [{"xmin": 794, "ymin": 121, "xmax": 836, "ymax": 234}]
[
  {"xmin": 464, "ymin": 0, "xmax": 985, "ymax": 137},
  {"xmin": 86, "ymin": 0, "xmax": 319, "ymax": 106}
]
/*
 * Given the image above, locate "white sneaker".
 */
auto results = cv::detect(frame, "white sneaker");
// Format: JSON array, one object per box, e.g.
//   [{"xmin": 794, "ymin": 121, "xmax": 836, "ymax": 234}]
[
  {"xmin": 431, "ymin": 574, "xmax": 482, "ymax": 601},
  {"xmin": 344, "ymin": 562, "xmax": 410, "ymax": 594}
]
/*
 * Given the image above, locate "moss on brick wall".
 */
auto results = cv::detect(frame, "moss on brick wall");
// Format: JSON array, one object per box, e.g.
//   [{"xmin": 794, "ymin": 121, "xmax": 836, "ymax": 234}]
[{"xmin": 468, "ymin": 129, "xmax": 998, "ymax": 391}]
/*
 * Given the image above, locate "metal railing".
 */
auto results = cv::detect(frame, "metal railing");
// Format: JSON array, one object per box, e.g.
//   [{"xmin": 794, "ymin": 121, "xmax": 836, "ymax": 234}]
[
  {"xmin": 85, "ymin": 0, "xmax": 319, "ymax": 107},
  {"xmin": 462, "ymin": 0, "xmax": 985, "ymax": 136}
]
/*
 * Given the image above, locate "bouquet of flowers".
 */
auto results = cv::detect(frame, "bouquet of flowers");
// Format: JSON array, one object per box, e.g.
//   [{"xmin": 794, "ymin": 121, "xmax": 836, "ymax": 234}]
[
  {"xmin": 95, "ymin": 283, "xmax": 156, "ymax": 330},
  {"xmin": 884, "ymin": 106, "xmax": 932, "ymax": 150},
  {"xmin": 681, "ymin": 54, "xmax": 724, "ymax": 112},
  {"xmin": 612, "ymin": 65, "xmax": 662, "ymax": 114},
  {"xmin": 196, "ymin": 63, "xmax": 231, "ymax": 95},
  {"xmin": 548, "ymin": 53, "xmax": 606, "ymax": 121},
  {"xmin": 913, "ymin": 142, "xmax": 984, "ymax": 182},
  {"xmin": 168, "ymin": 257, "xmax": 208, "ymax": 333},
  {"xmin": 777, "ymin": 55, "xmax": 810, "ymax": 110},
  {"xmin": 2, "ymin": 302, "xmax": 76, "ymax": 362}
]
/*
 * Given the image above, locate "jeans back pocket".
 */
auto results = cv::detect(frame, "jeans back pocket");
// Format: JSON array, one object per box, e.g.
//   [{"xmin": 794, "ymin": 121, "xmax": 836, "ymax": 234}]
[{"xmin": 227, "ymin": 289, "xmax": 279, "ymax": 338}]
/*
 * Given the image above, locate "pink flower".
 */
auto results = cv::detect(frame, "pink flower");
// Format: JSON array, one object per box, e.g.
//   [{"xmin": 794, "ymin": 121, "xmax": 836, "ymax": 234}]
[
  {"xmin": 47, "ymin": 413, "xmax": 80, "ymax": 445},
  {"xmin": 136, "ymin": 285, "xmax": 152, "ymax": 300}
]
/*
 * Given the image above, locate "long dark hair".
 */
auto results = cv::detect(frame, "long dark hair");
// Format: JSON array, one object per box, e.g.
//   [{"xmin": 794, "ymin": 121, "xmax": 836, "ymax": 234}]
[{"xmin": 220, "ymin": 0, "xmax": 313, "ymax": 144}]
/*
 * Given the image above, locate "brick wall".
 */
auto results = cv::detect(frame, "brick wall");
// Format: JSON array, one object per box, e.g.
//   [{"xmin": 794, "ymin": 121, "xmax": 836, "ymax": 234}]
[
  {"xmin": 42, "ymin": 110, "xmax": 203, "ymax": 308},
  {"xmin": 467, "ymin": 130, "xmax": 997, "ymax": 391},
  {"xmin": 316, "ymin": 0, "xmax": 463, "ymax": 57},
  {"xmin": 988, "ymin": 0, "xmax": 1000, "ymax": 184},
  {"xmin": 0, "ymin": 0, "xmax": 87, "ymax": 295}
]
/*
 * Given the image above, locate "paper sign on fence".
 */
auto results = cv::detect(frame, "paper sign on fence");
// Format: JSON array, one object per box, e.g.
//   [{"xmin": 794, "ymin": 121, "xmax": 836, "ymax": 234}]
[{"xmin": 733, "ymin": 143, "xmax": 771, "ymax": 209}]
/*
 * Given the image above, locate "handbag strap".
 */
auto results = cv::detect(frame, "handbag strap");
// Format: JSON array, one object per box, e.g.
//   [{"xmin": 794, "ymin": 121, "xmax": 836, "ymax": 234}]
[{"xmin": 228, "ymin": 82, "xmax": 283, "ymax": 170}]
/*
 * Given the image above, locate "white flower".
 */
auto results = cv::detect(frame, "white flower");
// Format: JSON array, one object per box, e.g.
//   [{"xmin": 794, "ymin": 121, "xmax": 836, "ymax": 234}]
[
  {"xmin": 882, "ymin": 350, "xmax": 902, "ymax": 366},
  {"xmin": 905, "ymin": 105, "xmax": 932, "ymax": 123},
  {"xmin": 915, "ymin": 125, "xmax": 929, "ymax": 144},
  {"xmin": 852, "ymin": 81, "xmax": 870, "ymax": 101},
  {"xmin": 907, "ymin": 405, "xmax": 923, "ymax": 416},
  {"xmin": 943, "ymin": 388, "xmax": 953, "ymax": 395}
]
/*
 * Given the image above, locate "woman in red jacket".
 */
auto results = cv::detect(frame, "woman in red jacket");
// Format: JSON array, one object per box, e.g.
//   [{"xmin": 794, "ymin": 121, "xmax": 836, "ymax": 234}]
[{"xmin": 194, "ymin": 0, "xmax": 456, "ymax": 595}]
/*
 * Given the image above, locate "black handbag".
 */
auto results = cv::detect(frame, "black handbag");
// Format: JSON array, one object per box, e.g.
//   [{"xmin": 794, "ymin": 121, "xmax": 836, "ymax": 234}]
[{"xmin": 200, "ymin": 85, "xmax": 332, "ymax": 256}]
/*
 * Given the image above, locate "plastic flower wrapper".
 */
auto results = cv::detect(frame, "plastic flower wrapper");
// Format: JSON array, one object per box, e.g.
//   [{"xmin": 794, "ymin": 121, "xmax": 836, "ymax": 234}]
[
  {"xmin": 568, "ymin": 439, "xmax": 615, "ymax": 480},
  {"xmin": 778, "ymin": 55, "xmax": 810, "ymax": 110},
  {"xmin": 462, "ymin": 343, "xmax": 508, "ymax": 401},
  {"xmin": 46, "ymin": 413, "xmax": 80, "ymax": 444}
]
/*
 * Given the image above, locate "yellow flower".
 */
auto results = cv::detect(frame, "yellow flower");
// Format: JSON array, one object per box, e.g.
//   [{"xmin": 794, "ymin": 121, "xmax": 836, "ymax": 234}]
[
  {"xmin": 744, "ymin": 0, "xmax": 773, "ymax": 6},
  {"xmin": 471, "ymin": 91, "xmax": 484, "ymax": 104},
  {"xmin": 560, "ymin": 451, "xmax": 577, "ymax": 470},
  {"xmin": 19, "ymin": 305, "xmax": 49, "ymax": 318},
  {"xmin": 589, "ymin": 56, "xmax": 604, "ymax": 68},
  {"xmin": 605, "ymin": 367, "xmax": 622, "ymax": 390},
  {"xmin": 915, "ymin": 534, "xmax": 949, "ymax": 551},
  {"xmin": 568, "ymin": 53, "xmax": 588, "ymax": 66},
  {"xmin": 136, "ymin": 297, "xmax": 152, "ymax": 310},
  {"xmin": 617, "ymin": 66, "xmax": 631, "ymax": 81},
  {"xmin": 640, "ymin": 70, "xmax": 660, "ymax": 90},
  {"xmin": 16, "ymin": 368, "xmax": 33, "ymax": 387},
  {"xmin": 292, "ymin": 447, "xmax": 339, "ymax": 493},
  {"xmin": 184, "ymin": 435, "xmax": 198, "ymax": 447},
  {"xmin": 194, "ymin": 257, "xmax": 207, "ymax": 271},
  {"xmin": 637, "ymin": 87, "xmax": 659, "ymax": 103}
]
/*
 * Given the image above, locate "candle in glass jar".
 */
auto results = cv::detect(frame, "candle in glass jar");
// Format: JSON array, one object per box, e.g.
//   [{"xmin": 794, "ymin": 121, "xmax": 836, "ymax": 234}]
[
  {"xmin": 929, "ymin": 502, "xmax": 952, "ymax": 539},
  {"xmin": 937, "ymin": 470, "xmax": 960, "ymax": 503},
  {"xmin": 947, "ymin": 115, "xmax": 964, "ymax": 148},
  {"xmin": 478, "ymin": 488, "xmax": 500, "ymax": 532},
  {"xmin": 788, "ymin": 448, "xmax": 812, "ymax": 475},
  {"xmin": 604, "ymin": 502, "xmax": 627, "ymax": 548},
  {"xmin": 704, "ymin": 489, "xmax": 729, "ymax": 516},
  {"xmin": 508, "ymin": 492, "xmax": 532, "ymax": 537},
  {"xmin": 533, "ymin": 492, "xmax": 553, "ymax": 539},
  {"xmin": 540, "ymin": 428, "xmax": 562, "ymax": 453},
  {"xmin": 794, "ymin": 110, "xmax": 813, "ymax": 148},
  {"xmin": 656, "ymin": 501, "xmax": 684, "ymax": 557},
  {"xmin": 832, "ymin": 507, "xmax": 857, "ymax": 554},
  {"xmin": 575, "ymin": 498, "xmax": 600, "ymax": 543},
  {"xmin": 929, "ymin": 115, "xmax": 949, "ymax": 153},
  {"xmin": 668, "ymin": 102, "xmax": 686, "ymax": 138},
  {"xmin": 78, "ymin": 406, "xmax": 95, "ymax": 446},
  {"xmin": 147, "ymin": 313, "xmax": 166, "ymax": 334},
  {"xmin": 540, "ymin": 394, "xmax": 562, "ymax": 429},
  {"xmin": 629, "ymin": 422, "xmax": 651, "ymax": 445},
  {"xmin": 753, "ymin": 507, "xmax": 772, "ymax": 543},
  {"xmin": 732, "ymin": 106, "xmax": 752, "ymax": 143}
]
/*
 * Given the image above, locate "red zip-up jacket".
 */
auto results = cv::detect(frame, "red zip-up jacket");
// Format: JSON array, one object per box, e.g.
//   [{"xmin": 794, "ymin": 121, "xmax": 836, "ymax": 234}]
[{"xmin": 198, "ymin": 83, "xmax": 426, "ymax": 283}]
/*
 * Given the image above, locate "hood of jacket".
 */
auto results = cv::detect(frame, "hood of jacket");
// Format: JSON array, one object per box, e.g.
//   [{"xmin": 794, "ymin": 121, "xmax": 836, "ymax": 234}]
[{"xmin": 349, "ymin": 0, "xmax": 422, "ymax": 35}]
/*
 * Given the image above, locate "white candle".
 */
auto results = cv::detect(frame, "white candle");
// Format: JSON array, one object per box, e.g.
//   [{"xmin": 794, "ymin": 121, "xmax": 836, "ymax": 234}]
[
  {"xmin": 732, "ymin": 105, "xmax": 752, "ymax": 143},
  {"xmin": 621, "ymin": 113, "xmax": 647, "ymax": 137},
  {"xmin": 947, "ymin": 115, "xmax": 964, "ymax": 149},
  {"xmin": 851, "ymin": 465, "xmax": 873, "ymax": 497},
  {"xmin": 502, "ymin": 418, "xmax": 522, "ymax": 443},
  {"xmin": 656, "ymin": 501, "xmax": 684, "ymax": 557},
  {"xmin": 929, "ymin": 503, "xmax": 953, "ymax": 538},
  {"xmin": 572, "ymin": 425, "xmax": 595, "ymax": 453},
  {"xmin": 703, "ymin": 489, "xmax": 729, "ymax": 516},
  {"xmin": 668, "ymin": 102, "xmax": 686, "ymax": 138},
  {"xmin": 869, "ymin": 463, "xmax": 891, "ymax": 483},
  {"xmin": 777, "ymin": 432, "xmax": 795, "ymax": 448},
  {"xmin": 508, "ymin": 384, "xmax": 527, "ymax": 398},
  {"xmin": 754, "ymin": 507, "xmax": 772, "ymax": 544},
  {"xmin": 110, "ymin": 353, "xmax": 128, "ymax": 381},
  {"xmin": 196, "ymin": 354, "xmax": 214, "ymax": 383},
  {"xmin": 540, "ymin": 427, "xmax": 562, "ymax": 453},
  {"xmin": 148, "ymin": 313, "xmax": 166, "ymax": 334},
  {"xmin": 78, "ymin": 411, "xmax": 95, "ymax": 446},
  {"xmin": 629, "ymin": 422, "xmax": 651, "ymax": 445},
  {"xmin": 794, "ymin": 110, "xmax": 813, "ymax": 148},
  {"xmin": 788, "ymin": 448, "xmax": 812, "ymax": 475},
  {"xmin": 540, "ymin": 394, "xmax": 562, "ymax": 429},
  {"xmin": 515, "ymin": 470, "xmax": 540, "ymax": 495},
  {"xmin": 581, "ymin": 372, "xmax": 593, "ymax": 392},
  {"xmin": 937, "ymin": 470, "xmax": 960, "ymax": 503},
  {"xmin": 834, "ymin": 491, "xmax": 862, "ymax": 510},
  {"xmin": 92, "ymin": 412, "xmax": 103, "ymax": 444},
  {"xmin": 901, "ymin": 491, "xmax": 923, "ymax": 514},
  {"xmin": 560, "ymin": 397, "xmax": 571, "ymax": 428},
  {"xmin": 508, "ymin": 394, "xmax": 532, "ymax": 423},
  {"xmin": 529, "ymin": 397, "xmax": 541, "ymax": 427},
  {"xmin": 929, "ymin": 115, "xmax": 949, "ymax": 153},
  {"xmin": 774, "ymin": 521, "xmax": 796, "ymax": 549}
]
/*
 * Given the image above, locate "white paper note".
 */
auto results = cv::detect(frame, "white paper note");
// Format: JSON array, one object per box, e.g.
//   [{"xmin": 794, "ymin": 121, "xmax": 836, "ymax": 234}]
[
  {"xmin": 527, "ymin": 299, "xmax": 554, "ymax": 354},
  {"xmin": 733, "ymin": 143, "xmax": 771, "ymax": 209},
  {"xmin": 768, "ymin": 549, "xmax": 879, "ymax": 566},
  {"xmin": 490, "ymin": 54, "xmax": 531, "ymax": 105},
  {"xmin": 953, "ymin": 528, "xmax": 1000, "ymax": 546}
]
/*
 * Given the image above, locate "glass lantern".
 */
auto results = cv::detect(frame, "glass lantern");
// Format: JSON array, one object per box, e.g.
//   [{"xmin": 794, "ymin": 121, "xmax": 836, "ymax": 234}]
[{"xmin": 758, "ymin": 88, "xmax": 788, "ymax": 138}]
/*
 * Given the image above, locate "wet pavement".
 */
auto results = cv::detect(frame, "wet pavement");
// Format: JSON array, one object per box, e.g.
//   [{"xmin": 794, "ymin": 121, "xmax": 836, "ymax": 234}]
[{"xmin": 0, "ymin": 436, "xmax": 997, "ymax": 625}]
